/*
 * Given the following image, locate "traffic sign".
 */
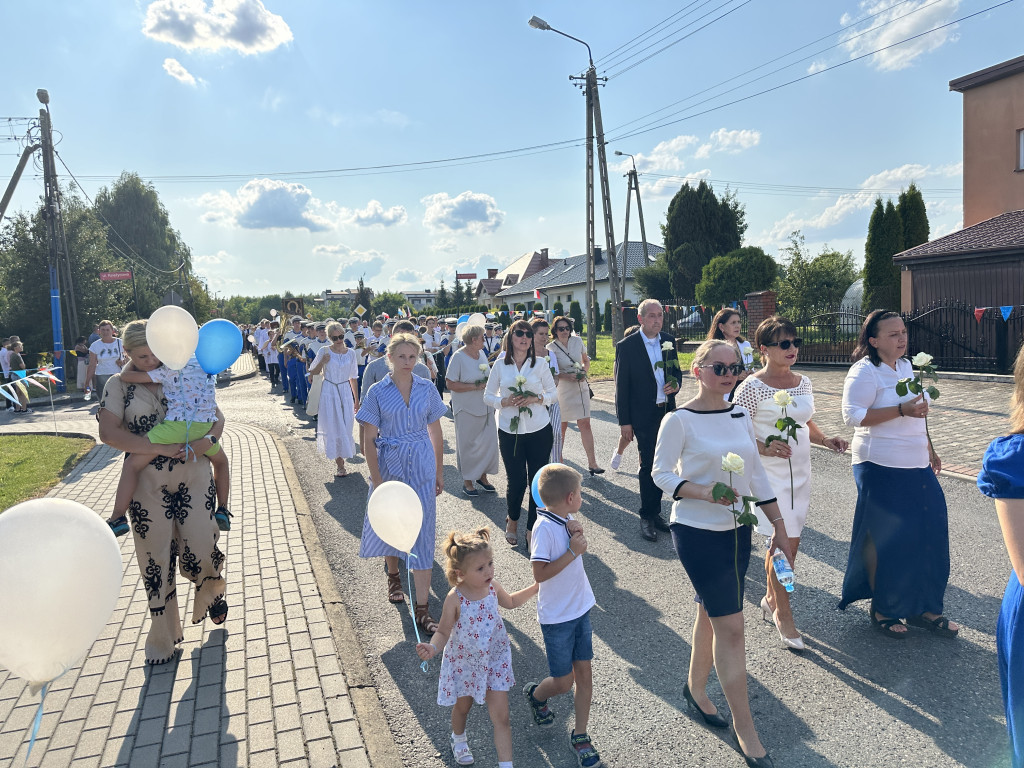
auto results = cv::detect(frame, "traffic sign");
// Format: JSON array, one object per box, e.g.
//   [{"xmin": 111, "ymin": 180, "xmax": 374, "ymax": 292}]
[{"xmin": 355, "ymin": 304, "xmax": 367, "ymax": 317}]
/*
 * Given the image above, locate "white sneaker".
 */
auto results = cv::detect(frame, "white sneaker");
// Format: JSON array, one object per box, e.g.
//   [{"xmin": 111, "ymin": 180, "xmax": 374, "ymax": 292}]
[{"xmin": 610, "ymin": 452, "xmax": 622, "ymax": 470}]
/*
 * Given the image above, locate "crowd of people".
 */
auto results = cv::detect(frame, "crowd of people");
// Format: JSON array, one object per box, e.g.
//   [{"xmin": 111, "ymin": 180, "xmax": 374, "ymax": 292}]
[{"xmin": 21, "ymin": 299, "xmax": 1021, "ymax": 767}]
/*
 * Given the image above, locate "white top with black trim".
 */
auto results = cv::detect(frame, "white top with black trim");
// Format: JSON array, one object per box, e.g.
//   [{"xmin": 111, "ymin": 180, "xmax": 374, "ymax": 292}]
[
  {"xmin": 652, "ymin": 405, "xmax": 777, "ymax": 532},
  {"xmin": 530, "ymin": 510, "xmax": 596, "ymax": 625}
]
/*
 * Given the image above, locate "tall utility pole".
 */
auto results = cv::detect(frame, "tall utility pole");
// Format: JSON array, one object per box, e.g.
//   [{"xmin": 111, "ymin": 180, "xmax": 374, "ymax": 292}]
[
  {"xmin": 614, "ymin": 151, "xmax": 651, "ymax": 273},
  {"xmin": 37, "ymin": 90, "xmax": 68, "ymax": 392},
  {"xmin": 530, "ymin": 17, "xmax": 624, "ymax": 356}
]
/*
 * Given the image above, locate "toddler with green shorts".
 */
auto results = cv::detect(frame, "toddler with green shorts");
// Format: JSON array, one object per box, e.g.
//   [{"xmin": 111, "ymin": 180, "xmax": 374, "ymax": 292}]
[{"xmin": 106, "ymin": 355, "xmax": 233, "ymax": 536}]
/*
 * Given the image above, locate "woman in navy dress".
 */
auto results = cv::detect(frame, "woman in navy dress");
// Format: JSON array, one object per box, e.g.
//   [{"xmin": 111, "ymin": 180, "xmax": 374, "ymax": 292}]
[
  {"xmin": 839, "ymin": 310, "xmax": 958, "ymax": 638},
  {"xmin": 979, "ymin": 343, "xmax": 1024, "ymax": 767},
  {"xmin": 358, "ymin": 333, "xmax": 448, "ymax": 635}
]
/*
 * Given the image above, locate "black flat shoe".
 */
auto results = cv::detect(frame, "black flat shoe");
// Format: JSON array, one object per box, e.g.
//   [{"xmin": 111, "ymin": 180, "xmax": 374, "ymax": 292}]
[
  {"xmin": 588, "ymin": 467, "xmax": 605, "ymax": 476},
  {"xmin": 640, "ymin": 518, "xmax": 657, "ymax": 542},
  {"xmin": 476, "ymin": 480, "xmax": 496, "ymax": 493},
  {"xmin": 682, "ymin": 684, "xmax": 728, "ymax": 729},
  {"xmin": 652, "ymin": 516, "xmax": 671, "ymax": 532}
]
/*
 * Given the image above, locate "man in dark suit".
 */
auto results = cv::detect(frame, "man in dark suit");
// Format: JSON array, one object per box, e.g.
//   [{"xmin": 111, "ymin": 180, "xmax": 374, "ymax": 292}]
[{"xmin": 614, "ymin": 299, "xmax": 680, "ymax": 541}]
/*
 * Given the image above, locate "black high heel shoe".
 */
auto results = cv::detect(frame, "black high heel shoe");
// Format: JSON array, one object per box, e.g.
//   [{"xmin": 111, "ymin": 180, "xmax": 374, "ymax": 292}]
[
  {"xmin": 682, "ymin": 684, "xmax": 728, "ymax": 729},
  {"xmin": 729, "ymin": 726, "xmax": 774, "ymax": 767},
  {"xmin": 588, "ymin": 467, "xmax": 605, "ymax": 476}
]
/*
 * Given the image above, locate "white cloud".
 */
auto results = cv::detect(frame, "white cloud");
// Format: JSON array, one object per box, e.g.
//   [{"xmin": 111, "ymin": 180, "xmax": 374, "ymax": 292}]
[
  {"xmin": 421, "ymin": 191, "xmax": 504, "ymax": 234},
  {"xmin": 807, "ymin": 60, "xmax": 828, "ymax": 75},
  {"xmin": 341, "ymin": 200, "xmax": 408, "ymax": 228},
  {"xmin": 142, "ymin": 0, "xmax": 293, "ymax": 55},
  {"xmin": 431, "ymin": 239, "xmax": 457, "ymax": 254},
  {"xmin": 162, "ymin": 57, "xmax": 197, "ymax": 85},
  {"xmin": 195, "ymin": 250, "xmax": 228, "ymax": 265},
  {"xmin": 618, "ymin": 134, "xmax": 700, "ymax": 174},
  {"xmin": 393, "ymin": 268, "xmax": 428, "ymax": 285},
  {"xmin": 312, "ymin": 244, "xmax": 388, "ymax": 282},
  {"xmin": 198, "ymin": 178, "xmax": 338, "ymax": 231},
  {"xmin": 641, "ymin": 170, "xmax": 711, "ymax": 200},
  {"xmin": 840, "ymin": 0, "xmax": 960, "ymax": 71},
  {"xmin": 695, "ymin": 128, "xmax": 761, "ymax": 159},
  {"xmin": 261, "ymin": 86, "xmax": 284, "ymax": 111}
]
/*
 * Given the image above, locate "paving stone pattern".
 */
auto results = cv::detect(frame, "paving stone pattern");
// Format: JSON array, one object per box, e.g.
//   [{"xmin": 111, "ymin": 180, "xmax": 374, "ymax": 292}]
[{"xmin": 0, "ymin": 424, "xmax": 369, "ymax": 768}]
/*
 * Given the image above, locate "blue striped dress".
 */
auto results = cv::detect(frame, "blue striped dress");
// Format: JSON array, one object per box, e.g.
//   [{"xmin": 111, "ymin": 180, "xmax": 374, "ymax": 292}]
[{"xmin": 356, "ymin": 373, "xmax": 449, "ymax": 565}]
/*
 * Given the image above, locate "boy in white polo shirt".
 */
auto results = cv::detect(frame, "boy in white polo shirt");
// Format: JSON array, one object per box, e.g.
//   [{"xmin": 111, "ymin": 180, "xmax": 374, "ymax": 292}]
[{"xmin": 525, "ymin": 464, "xmax": 601, "ymax": 768}]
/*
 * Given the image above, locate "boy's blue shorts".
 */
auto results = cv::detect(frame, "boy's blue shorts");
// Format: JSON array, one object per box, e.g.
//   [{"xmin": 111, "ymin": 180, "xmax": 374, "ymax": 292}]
[{"xmin": 540, "ymin": 609, "xmax": 593, "ymax": 678}]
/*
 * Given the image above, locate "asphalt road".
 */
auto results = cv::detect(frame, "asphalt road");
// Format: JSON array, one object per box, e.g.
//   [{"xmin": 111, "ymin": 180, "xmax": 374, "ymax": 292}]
[{"xmin": 216, "ymin": 372, "xmax": 1012, "ymax": 768}]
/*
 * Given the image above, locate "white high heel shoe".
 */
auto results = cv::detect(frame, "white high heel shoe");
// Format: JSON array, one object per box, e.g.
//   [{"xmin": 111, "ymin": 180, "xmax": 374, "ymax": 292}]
[{"xmin": 760, "ymin": 596, "xmax": 804, "ymax": 651}]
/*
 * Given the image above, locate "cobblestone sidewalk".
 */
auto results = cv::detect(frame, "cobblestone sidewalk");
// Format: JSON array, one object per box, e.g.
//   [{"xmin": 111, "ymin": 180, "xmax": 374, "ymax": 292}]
[{"xmin": 0, "ymin": 423, "xmax": 370, "ymax": 768}]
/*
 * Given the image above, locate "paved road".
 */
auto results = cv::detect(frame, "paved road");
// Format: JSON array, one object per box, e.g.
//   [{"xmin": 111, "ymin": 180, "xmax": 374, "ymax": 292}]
[{"xmin": 215, "ymin": 371, "xmax": 1012, "ymax": 768}]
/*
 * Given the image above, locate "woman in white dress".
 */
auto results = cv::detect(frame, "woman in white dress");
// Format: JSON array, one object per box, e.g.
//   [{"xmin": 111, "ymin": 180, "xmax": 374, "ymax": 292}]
[
  {"xmin": 707, "ymin": 308, "xmax": 754, "ymax": 399},
  {"xmin": 444, "ymin": 324, "xmax": 499, "ymax": 496},
  {"xmin": 733, "ymin": 315, "xmax": 848, "ymax": 650},
  {"xmin": 309, "ymin": 321, "xmax": 360, "ymax": 477}
]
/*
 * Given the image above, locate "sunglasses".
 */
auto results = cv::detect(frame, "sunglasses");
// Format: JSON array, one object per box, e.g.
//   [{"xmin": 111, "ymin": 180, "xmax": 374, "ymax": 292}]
[
  {"xmin": 764, "ymin": 338, "xmax": 803, "ymax": 350},
  {"xmin": 699, "ymin": 363, "xmax": 746, "ymax": 377},
  {"xmin": 554, "ymin": 325, "xmax": 572, "ymax": 332},
  {"xmin": 512, "ymin": 329, "xmax": 534, "ymax": 338},
  {"xmin": 330, "ymin": 334, "xmax": 344, "ymax": 341}
]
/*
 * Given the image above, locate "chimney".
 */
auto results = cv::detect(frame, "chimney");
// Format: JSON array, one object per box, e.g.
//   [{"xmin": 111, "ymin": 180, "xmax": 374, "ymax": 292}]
[
  {"xmin": 488, "ymin": 268, "xmax": 498, "ymax": 279},
  {"xmin": 540, "ymin": 247, "xmax": 549, "ymax": 267},
  {"xmin": 593, "ymin": 246, "xmax": 603, "ymax": 264}
]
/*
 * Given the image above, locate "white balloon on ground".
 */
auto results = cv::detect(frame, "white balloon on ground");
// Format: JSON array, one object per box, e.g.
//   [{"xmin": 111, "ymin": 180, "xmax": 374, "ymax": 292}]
[
  {"xmin": 146, "ymin": 305, "xmax": 198, "ymax": 371},
  {"xmin": 468, "ymin": 313, "xmax": 486, "ymax": 327},
  {"xmin": 367, "ymin": 481, "xmax": 423, "ymax": 553},
  {"xmin": 0, "ymin": 499, "xmax": 123, "ymax": 688}
]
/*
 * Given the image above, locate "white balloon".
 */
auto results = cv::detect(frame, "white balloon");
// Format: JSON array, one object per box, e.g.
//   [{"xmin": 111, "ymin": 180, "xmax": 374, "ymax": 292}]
[
  {"xmin": 367, "ymin": 481, "xmax": 423, "ymax": 553},
  {"xmin": 0, "ymin": 499, "xmax": 122, "ymax": 687},
  {"xmin": 468, "ymin": 313, "xmax": 486, "ymax": 327},
  {"xmin": 146, "ymin": 305, "xmax": 198, "ymax": 370},
  {"xmin": 270, "ymin": 309, "xmax": 278, "ymax": 317},
  {"xmin": 455, "ymin": 322, "xmax": 468, "ymax": 343},
  {"xmin": 247, "ymin": 335, "xmax": 256, "ymax": 344}
]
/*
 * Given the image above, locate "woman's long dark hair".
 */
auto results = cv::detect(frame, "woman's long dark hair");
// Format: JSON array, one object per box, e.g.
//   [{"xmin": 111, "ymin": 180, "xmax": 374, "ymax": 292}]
[
  {"xmin": 851, "ymin": 309, "xmax": 901, "ymax": 365},
  {"xmin": 706, "ymin": 308, "xmax": 746, "ymax": 343},
  {"xmin": 501, "ymin": 319, "xmax": 537, "ymax": 367}
]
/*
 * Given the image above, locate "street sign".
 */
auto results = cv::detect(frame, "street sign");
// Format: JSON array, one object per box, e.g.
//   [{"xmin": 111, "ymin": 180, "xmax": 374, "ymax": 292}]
[
  {"xmin": 354, "ymin": 304, "xmax": 367, "ymax": 317},
  {"xmin": 100, "ymin": 271, "xmax": 132, "ymax": 281},
  {"xmin": 456, "ymin": 273, "xmax": 477, "ymax": 280}
]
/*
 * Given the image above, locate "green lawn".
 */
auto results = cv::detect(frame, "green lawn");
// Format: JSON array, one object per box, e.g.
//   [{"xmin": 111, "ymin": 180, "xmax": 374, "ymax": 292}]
[
  {"xmin": 583, "ymin": 333, "xmax": 694, "ymax": 380},
  {"xmin": 0, "ymin": 435, "xmax": 94, "ymax": 511}
]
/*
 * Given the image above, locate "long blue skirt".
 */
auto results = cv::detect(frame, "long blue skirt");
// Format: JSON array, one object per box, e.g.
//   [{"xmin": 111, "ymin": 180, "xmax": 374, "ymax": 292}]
[
  {"xmin": 1000, "ymin": 573, "xmax": 1024, "ymax": 767},
  {"xmin": 838, "ymin": 462, "xmax": 950, "ymax": 618}
]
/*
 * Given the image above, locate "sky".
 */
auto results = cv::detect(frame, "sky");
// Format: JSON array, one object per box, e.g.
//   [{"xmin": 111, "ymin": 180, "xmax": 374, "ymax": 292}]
[{"xmin": 1, "ymin": 0, "xmax": 1021, "ymax": 300}]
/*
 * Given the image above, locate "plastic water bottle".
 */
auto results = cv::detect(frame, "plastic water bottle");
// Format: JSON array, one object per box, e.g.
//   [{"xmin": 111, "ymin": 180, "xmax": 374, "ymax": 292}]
[{"xmin": 771, "ymin": 548, "xmax": 795, "ymax": 593}]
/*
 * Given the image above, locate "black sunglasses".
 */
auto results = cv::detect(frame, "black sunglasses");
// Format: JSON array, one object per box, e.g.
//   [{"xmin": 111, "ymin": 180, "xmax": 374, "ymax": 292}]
[
  {"xmin": 699, "ymin": 363, "xmax": 746, "ymax": 377},
  {"xmin": 764, "ymin": 338, "xmax": 803, "ymax": 350},
  {"xmin": 554, "ymin": 324, "xmax": 572, "ymax": 332},
  {"xmin": 512, "ymin": 329, "xmax": 534, "ymax": 338},
  {"xmin": 330, "ymin": 334, "xmax": 344, "ymax": 341}
]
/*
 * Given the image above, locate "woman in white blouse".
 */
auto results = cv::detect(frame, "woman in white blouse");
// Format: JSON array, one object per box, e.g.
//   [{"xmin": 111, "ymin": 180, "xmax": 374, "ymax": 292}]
[
  {"xmin": 484, "ymin": 319, "xmax": 557, "ymax": 547},
  {"xmin": 707, "ymin": 308, "xmax": 754, "ymax": 398},
  {"xmin": 654, "ymin": 339, "xmax": 793, "ymax": 768},
  {"xmin": 839, "ymin": 310, "xmax": 958, "ymax": 639}
]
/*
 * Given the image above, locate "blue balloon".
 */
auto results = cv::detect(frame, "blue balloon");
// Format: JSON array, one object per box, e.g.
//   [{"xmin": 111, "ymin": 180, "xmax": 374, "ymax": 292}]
[
  {"xmin": 195, "ymin": 319, "xmax": 243, "ymax": 374},
  {"xmin": 531, "ymin": 469, "xmax": 547, "ymax": 510},
  {"xmin": 458, "ymin": 314, "xmax": 471, "ymax": 324}
]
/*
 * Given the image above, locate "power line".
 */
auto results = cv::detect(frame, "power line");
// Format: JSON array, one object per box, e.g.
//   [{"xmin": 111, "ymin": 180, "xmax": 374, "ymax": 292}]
[
  {"xmin": 593, "ymin": 1, "xmax": 707, "ymax": 67},
  {"xmin": 640, "ymin": 172, "xmax": 961, "ymax": 197}
]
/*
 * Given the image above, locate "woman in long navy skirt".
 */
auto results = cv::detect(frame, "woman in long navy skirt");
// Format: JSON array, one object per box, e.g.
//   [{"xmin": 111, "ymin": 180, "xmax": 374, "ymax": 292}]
[
  {"xmin": 839, "ymin": 310, "xmax": 958, "ymax": 638},
  {"xmin": 979, "ymin": 343, "xmax": 1024, "ymax": 767}
]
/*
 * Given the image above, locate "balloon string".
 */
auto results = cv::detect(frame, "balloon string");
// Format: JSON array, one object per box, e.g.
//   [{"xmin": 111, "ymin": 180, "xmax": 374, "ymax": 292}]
[
  {"xmin": 406, "ymin": 552, "xmax": 429, "ymax": 674},
  {"xmin": 25, "ymin": 680, "xmax": 51, "ymax": 765}
]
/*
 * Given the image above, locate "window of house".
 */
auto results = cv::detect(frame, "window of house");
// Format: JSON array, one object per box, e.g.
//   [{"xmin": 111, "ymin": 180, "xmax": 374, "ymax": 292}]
[
  {"xmin": 1018, "ymin": 129, "xmax": 1024, "ymax": 171},
  {"xmin": 566, "ymin": 293, "xmax": 573, "ymax": 302}
]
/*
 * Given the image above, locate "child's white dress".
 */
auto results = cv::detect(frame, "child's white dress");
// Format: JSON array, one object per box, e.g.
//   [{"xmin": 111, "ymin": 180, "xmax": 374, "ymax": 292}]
[{"xmin": 437, "ymin": 584, "xmax": 514, "ymax": 705}]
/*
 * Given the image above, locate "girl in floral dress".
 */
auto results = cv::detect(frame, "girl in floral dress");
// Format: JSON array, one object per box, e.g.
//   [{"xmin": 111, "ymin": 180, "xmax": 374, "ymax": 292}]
[{"xmin": 417, "ymin": 528, "xmax": 538, "ymax": 768}]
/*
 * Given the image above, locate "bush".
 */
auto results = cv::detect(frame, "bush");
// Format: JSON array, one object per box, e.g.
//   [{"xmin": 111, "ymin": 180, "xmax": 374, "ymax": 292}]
[
  {"xmin": 569, "ymin": 300, "xmax": 584, "ymax": 334},
  {"xmin": 514, "ymin": 303, "xmax": 527, "ymax": 313},
  {"xmin": 533, "ymin": 301, "xmax": 543, "ymax": 311},
  {"xmin": 604, "ymin": 300, "xmax": 612, "ymax": 332},
  {"xmin": 553, "ymin": 301, "xmax": 564, "ymax": 316}
]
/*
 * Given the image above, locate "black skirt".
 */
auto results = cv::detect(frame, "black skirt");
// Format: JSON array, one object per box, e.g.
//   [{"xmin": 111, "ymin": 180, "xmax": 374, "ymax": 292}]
[{"xmin": 671, "ymin": 522, "xmax": 752, "ymax": 617}]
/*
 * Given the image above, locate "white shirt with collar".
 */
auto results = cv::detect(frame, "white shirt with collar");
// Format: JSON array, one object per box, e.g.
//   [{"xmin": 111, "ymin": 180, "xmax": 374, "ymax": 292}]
[
  {"xmin": 483, "ymin": 355, "xmax": 557, "ymax": 434},
  {"xmin": 640, "ymin": 331, "xmax": 667, "ymax": 405}
]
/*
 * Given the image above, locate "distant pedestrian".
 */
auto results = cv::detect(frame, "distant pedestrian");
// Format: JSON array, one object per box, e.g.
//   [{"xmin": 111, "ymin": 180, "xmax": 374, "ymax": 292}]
[
  {"xmin": 547, "ymin": 315, "xmax": 601, "ymax": 473},
  {"xmin": 707, "ymin": 307, "xmax": 754, "ymax": 398},
  {"xmin": 978, "ymin": 342, "xmax": 1024, "ymax": 768},
  {"xmin": 74, "ymin": 336, "xmax": 90, "ymax": 390},
  {"xmin": 839, "ymin": 310, "xmax": 958, "ymax": 638},
  {"xmin": 444, "ymin": 324, "xmax": 499, "ymax": 497},
  {"xmin": 308, "ymin": 322, "xmax": 359, "ymax": 477},
  {"xmin": 84, "ymin": 320, "xmax": 125, "ymax": 400},
  {"xmin": 530, "ymin": 318, "xmax": 562, "ymax": 463},
  {"xmin": 6, "ymin": 341, "xmax": 30, "ymax": 413},
  {"xmin": 0, "ymin": 336, "xmax": 12, "ymax": 383},
  {"xmin": 416, "ymin": 527, "xmax": 538, "ymax": 768}
]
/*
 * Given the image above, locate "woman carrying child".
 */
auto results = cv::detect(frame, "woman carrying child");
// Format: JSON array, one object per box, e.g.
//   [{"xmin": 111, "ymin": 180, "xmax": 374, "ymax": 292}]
[{"xmin": 417, "ymin": 528, "xmax": 538, "ymax": 768}]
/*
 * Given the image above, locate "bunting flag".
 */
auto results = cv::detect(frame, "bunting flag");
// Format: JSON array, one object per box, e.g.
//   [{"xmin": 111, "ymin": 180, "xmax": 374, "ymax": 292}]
[
  {"xmin": 24, "ymin": 377, "xmax": 49, "ymax": 392},
  {"xmin": 730, "ymin": 301, "xmax": 738, "ymax": 309},
  {"xmin": 742, "ymin": 300, "xmax": 748, "ymax": 311},
  {"xmin": 0, "ymin": 386, "xmax": 18, "ymax": 404},
  {"xmin": 975, "ymin": 308, "xmax": 986, "ymax": 323},
  {"xmin": 700, "ymin": 305, "xmax": 706, "ymax": 313},
  {"xmin": 1002, "ymin": 306, "xmax": 1014, "ymax": 321}
]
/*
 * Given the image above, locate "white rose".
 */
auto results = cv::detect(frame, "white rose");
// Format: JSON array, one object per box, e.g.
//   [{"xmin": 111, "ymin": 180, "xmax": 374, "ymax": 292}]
[
  {"xmin": 479, "ymin": 363, "xmax": 489, "ymax": 373},
  {"xmin": 721, "ymin": 452, "xmax": 745, "ymax": 475},
  {"xmin": 773, "ymin": 390, "xmax": 794, "ymax": 408},
  {"xmin": 911, "ymin": 352, "xmax": 933, "ymax": 367},
  {"xmin": 514, "ymin": 374, "xmax": 527, "ymax": 387},
  {"xmin": 662, "ymin": 341, "xmax": 674, "ymax": 351}
]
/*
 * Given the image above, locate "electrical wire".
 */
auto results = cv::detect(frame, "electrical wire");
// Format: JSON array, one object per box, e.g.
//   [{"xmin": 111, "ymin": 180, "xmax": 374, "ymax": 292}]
[
  {"xmin": 640, "ymin": 172, "xmax": 961, "ymax": 197},
  {"xmin": 593, "ymin": 1, "xmax": 707, "ymax": 67}
]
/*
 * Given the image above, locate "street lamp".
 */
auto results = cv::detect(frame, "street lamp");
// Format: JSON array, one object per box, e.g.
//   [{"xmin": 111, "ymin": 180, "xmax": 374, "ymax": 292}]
[
  {"xmin": 613, "ymin": 150, "xmax": 652, "ymax": 273},
  {"xmin": 528, "ymin": 16, "xmax": 623, "ymax": 347}
]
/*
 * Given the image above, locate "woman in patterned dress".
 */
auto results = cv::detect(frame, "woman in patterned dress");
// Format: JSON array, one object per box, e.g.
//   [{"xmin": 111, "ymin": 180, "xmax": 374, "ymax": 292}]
[
  {"xmin": 97, "ymin": 319, "xmax": 228, "ymax": 665},
  {"xmin": 733, "ymin": 315, "xmax": 848, "ymax": 650},
  {"xmin": 357, "ymin": 333, "xmax": 449, "ymax": 634}
]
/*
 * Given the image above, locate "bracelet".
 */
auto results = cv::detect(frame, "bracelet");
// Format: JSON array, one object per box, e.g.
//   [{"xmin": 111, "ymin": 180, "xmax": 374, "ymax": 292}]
[
  {"xmin": 429, "ymin": 642, "xmax": 437, "ymax": 651},
  {"xmin": 567, "ymin": 545, "xmax": 577, "ymax": 558},
  {"xmin": 767, "ymin": 516, "xmax": 783, "ymax": 525},
  {"xmin": 898, "ymin": 402, "xmax": 904, "ymax": 417}
]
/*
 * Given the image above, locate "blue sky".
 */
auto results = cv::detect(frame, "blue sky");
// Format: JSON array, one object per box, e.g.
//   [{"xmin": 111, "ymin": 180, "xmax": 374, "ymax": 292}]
[{"xmin": 1, "ymin": 0, "xmax": 1021, "ymax": 299}]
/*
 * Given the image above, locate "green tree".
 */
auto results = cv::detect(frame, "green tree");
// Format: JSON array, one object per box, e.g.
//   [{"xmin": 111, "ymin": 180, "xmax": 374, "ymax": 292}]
[
  {"xmin": 435, "ymin": 280, "xmax": 450, "ymax": 309},
  {"xmin": 453, "ymin": 279, "xmax": 466, "ymax": 308},
  {"xmin": 533, "ymin": 301, "xmax": 543, "ymax": 311},
  {"xmin": 863, "ymin": 199, "xmax": 904, "ymax": 312},
  {"xmin": 553, "ymin": 301, "xmax": 564, "ymax": 316},
  {"xmin": 897, "ymin": 182, "xmax": 929, "ymax": 250},
  {"xmin": 604, "ymin": 299, "xmax": 612, "ymax": 332},
  {"xmin": 662, "ymin": 181, "xmax": 745, "ymax": 302},
  {"xmin": 514, "ymin": 303, "xmax": 526, "ymax": 313},
  {"xmin": 569, "ymin": 300, "xmax": 584, "ymax": 335},
  {"xmin": 695, "ymin": 247, "xmax": 777, "ymax": 308},
  {"xmin": 632, "ymin": 252, "xmax": 673, "ymax": 303},
  {"xmin": 776, "ymin": 232, "xmax": 858, "ymax": 320},
  {"xmin": 372, "ymin": 290, "xmax": 406, "ymax": 317}
]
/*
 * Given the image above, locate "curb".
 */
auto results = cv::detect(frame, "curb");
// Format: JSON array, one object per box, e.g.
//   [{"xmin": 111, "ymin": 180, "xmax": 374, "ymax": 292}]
[{"xmin": 270, "ymin": 433, "xmax": 403, "ymax": 768}]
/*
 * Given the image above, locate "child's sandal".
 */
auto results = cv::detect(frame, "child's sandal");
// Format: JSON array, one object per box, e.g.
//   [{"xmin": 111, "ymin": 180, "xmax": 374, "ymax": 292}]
[
  {"xmin": 449, "ymin": 733, "xmax": 474, "ymax": 765},
  {"xmin": 414, "ymin": 603, "xmax": 439, "ymax": 635}
]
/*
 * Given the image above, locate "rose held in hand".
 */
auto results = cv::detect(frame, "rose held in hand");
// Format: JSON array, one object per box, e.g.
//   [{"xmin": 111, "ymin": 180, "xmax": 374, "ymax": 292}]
[
  {"xmin": 773, "ymin": 390, "xmax": 793, "ymax": 408},
  {"xmin": 911, "ymin": 352, "xmax": 933, "ymax": 367},
  {"xmin": 721, "ymin": 452, "xmax": 745, "ymax": 474}
]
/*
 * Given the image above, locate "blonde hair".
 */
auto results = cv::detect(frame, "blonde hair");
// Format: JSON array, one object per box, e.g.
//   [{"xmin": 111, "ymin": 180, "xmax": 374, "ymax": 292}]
[
  {"xmin": 461, "ymin": 324, "xmax": 484, "ymax": 345},
  {"xmin": 1011, "ymin": 343, "xmax": 1024, "ymax": 434},
  {"xmin": 537, "ymin": 463, "xmax": 581, "ymax": 509},
  {"xmin": 386, "ymin": 332, "xmax": 422, "ymax": 369},
  {"xmin": 691, "ymin": 338, "xmax": 739, "ymax": 374},
  {"xmin": 326, "ymin": 321, "xmax": 344, "ymax": 340},
  {"xmin": 120, "ymin": 319, "xmax": 149, "ymax": 352},
  {"xmin": 443, "ymin": 527, "xmax": 492, "ymax": 586}
]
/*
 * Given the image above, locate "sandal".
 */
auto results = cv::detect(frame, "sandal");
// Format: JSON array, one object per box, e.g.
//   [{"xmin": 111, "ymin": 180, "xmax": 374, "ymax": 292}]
[
  {"xmin": 414, "ymin": 602, "xmax": 439, "ymax": 635},
  {"xmin": 386, "ymin": 570, "xmax": 405, "ymax": 604},
  {"xmin": 214, "ymin": 506, "xmax": 233, "ymax": 532},
  {"xmin": 107, "ymin": 516, "xmax": 130, "ymax": 538},
  {"xmin": 449, "ymin": 733, "xmax": 474, "ymax": 766},
  {"xmin": 907, "ymin": 614, "xmax": 959, "ymax": 637},
  {"xmin": 209, "ymin": 598, "xmax": 228, "ymax": 625},
  {"xmin": 871, "ymin": 611, "xmax": 907, "ymax": 639},
  {"xmin": 504, "ymin": 516, "xmax": 518, "ymax": 547}
]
